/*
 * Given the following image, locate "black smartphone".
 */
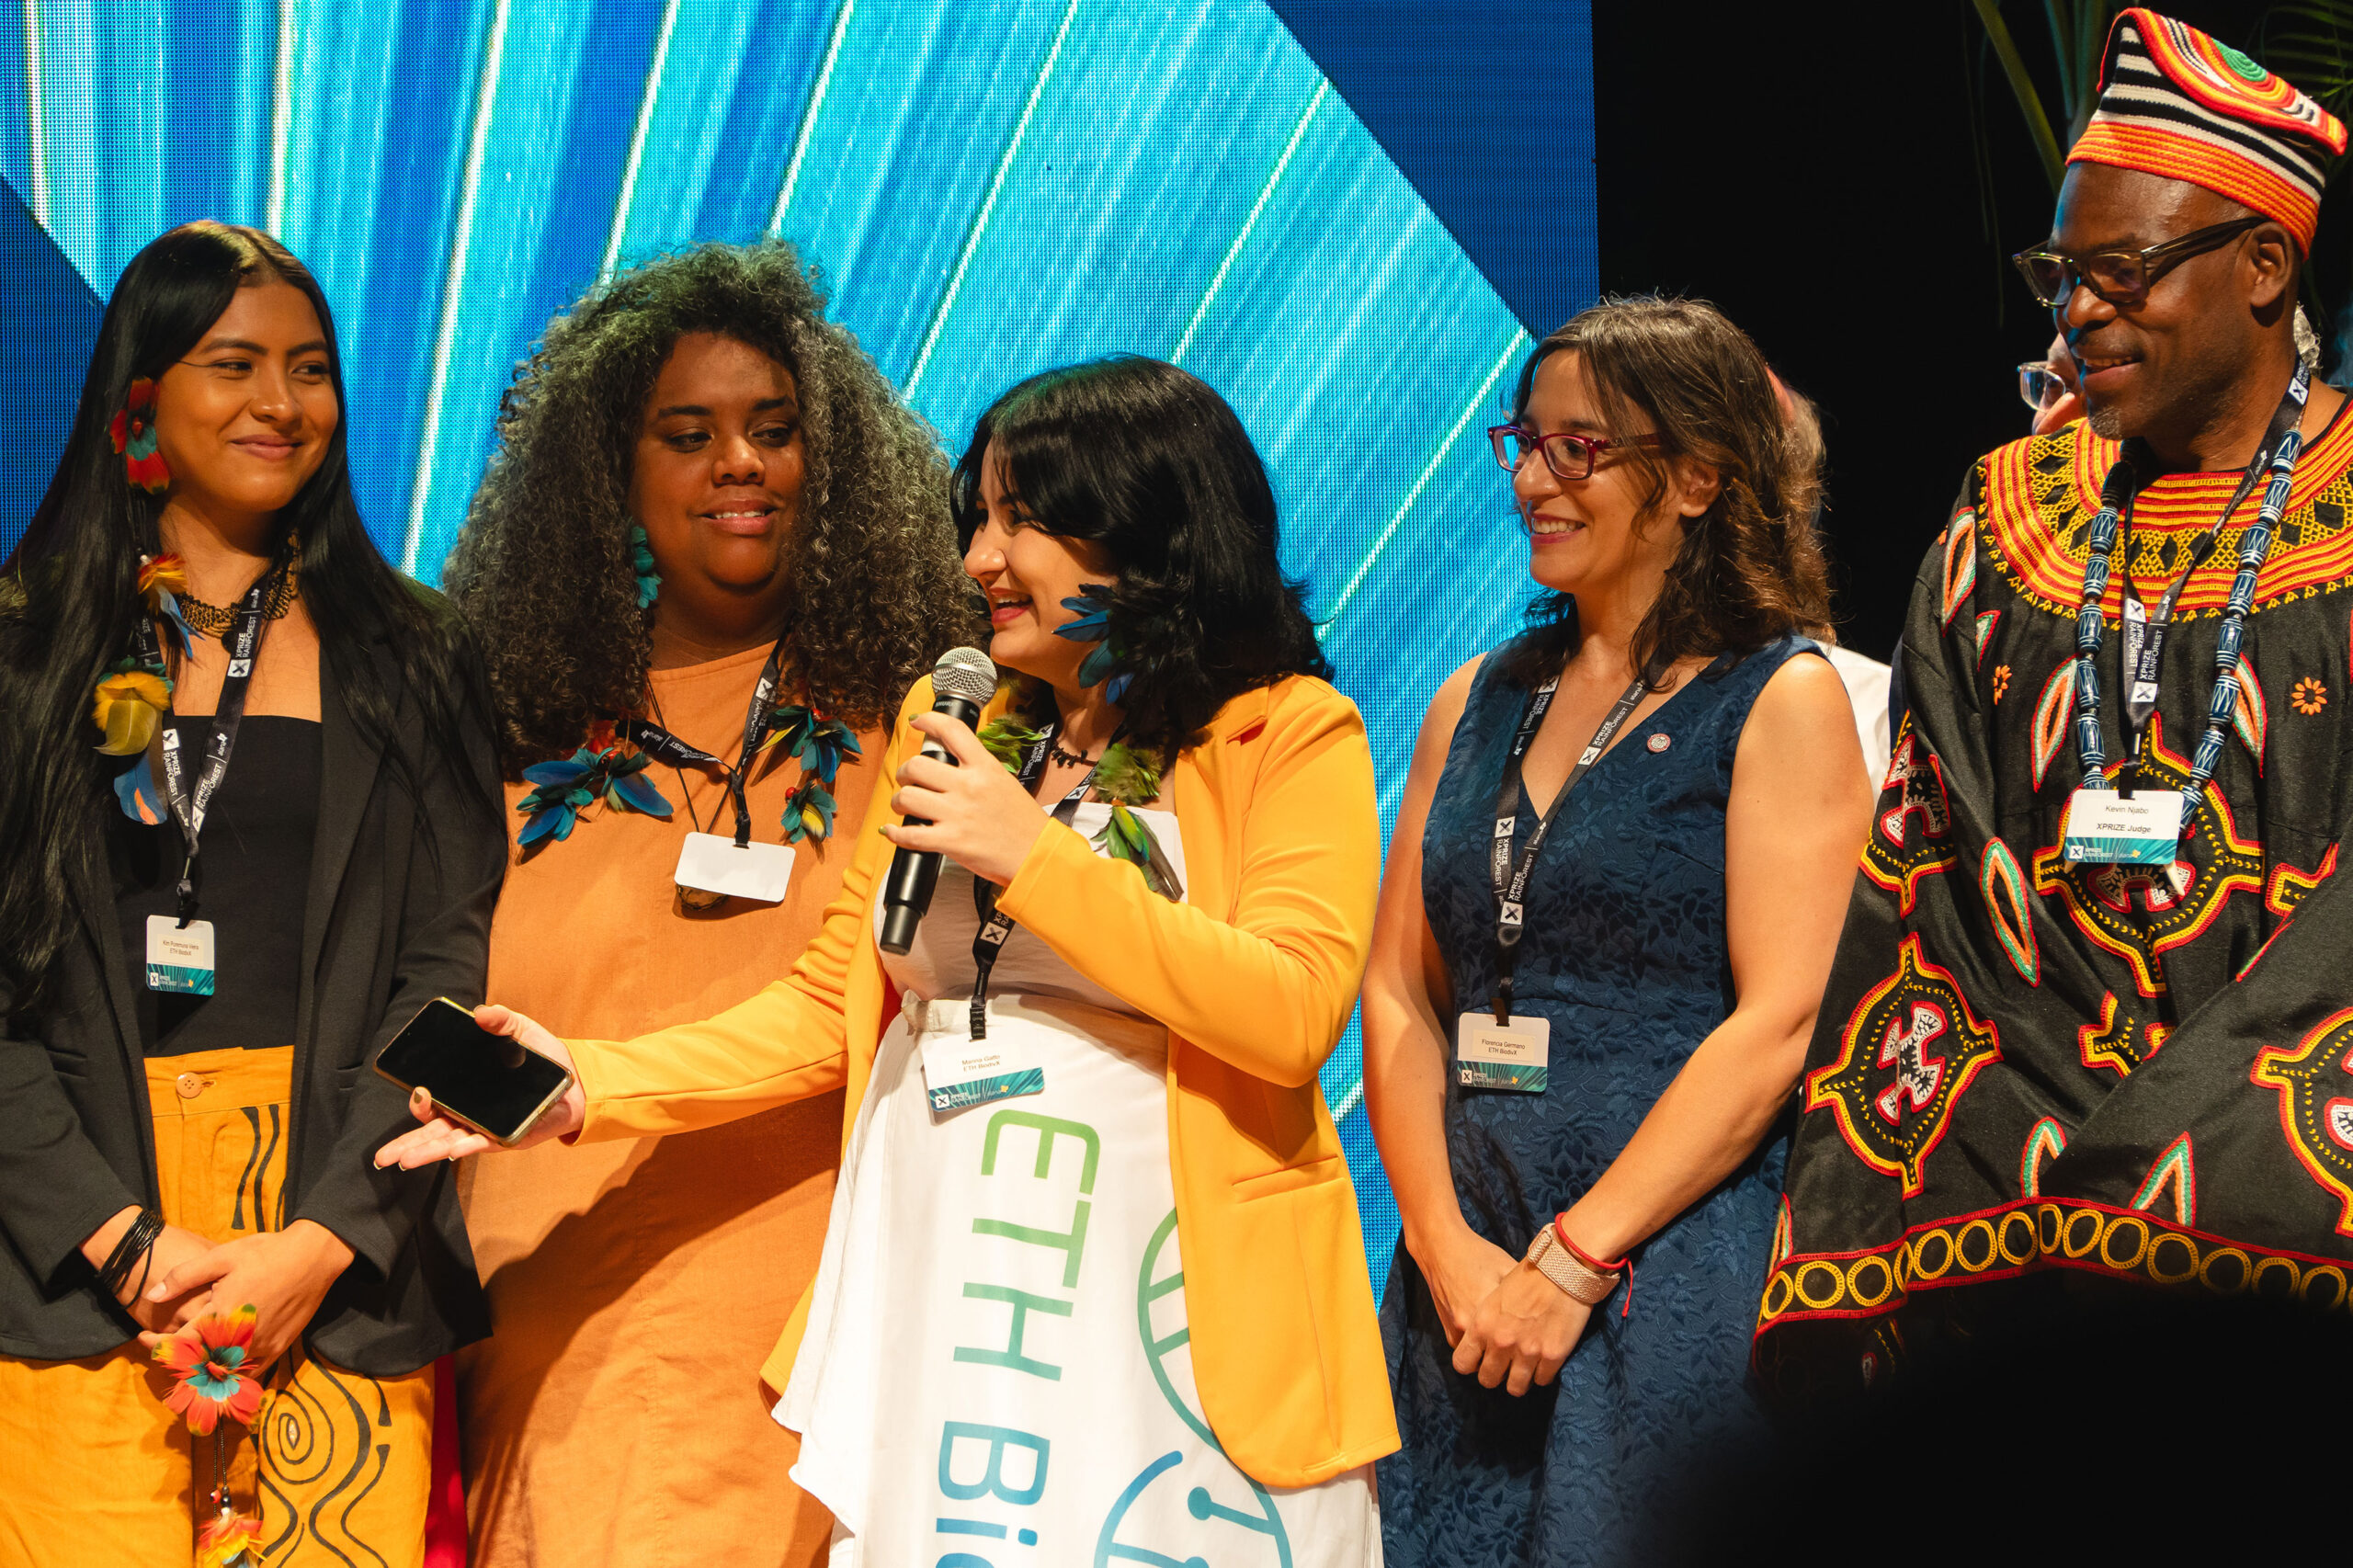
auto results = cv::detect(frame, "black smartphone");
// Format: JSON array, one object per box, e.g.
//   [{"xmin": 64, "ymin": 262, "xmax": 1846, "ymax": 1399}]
[{"xmin": 373, "ymin": 998, "xmax": 574, "ymax": 1146}]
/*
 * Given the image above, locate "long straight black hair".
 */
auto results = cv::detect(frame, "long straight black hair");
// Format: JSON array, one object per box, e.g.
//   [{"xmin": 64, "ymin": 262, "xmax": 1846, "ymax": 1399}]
[
  {"xmin": 0, "ymin": 221, "xmax": 494, "ymax": 1008},
  {"xmin": 949, "ymin": 356, "xmax": 1330, "ymax": 762}
]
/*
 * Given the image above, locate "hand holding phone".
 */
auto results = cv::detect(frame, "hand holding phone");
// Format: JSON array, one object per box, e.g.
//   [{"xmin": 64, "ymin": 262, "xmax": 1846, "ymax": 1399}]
[{"xmin": 373, "ymin": 1001, "xmax": 584, "ymax": 1167}]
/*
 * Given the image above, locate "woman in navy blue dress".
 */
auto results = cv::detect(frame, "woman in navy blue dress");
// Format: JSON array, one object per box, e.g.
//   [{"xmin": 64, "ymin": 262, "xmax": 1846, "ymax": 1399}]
[{"xmin": 1364, "ymin": 298, "xmax": 1873, "ymax": 1564}]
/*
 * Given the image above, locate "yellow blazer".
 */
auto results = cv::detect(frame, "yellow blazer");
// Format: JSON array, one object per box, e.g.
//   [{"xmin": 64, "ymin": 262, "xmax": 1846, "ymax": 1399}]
[{"xmin": 564, "ymin": 671, "xmax": 1399, "ymax": 1486}]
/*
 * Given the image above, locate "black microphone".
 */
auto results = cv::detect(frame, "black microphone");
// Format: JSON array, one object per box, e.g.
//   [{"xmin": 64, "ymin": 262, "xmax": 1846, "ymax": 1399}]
[{"xmin": 878, "ymin": 646, "xmax": 1000, "ymax": 955}]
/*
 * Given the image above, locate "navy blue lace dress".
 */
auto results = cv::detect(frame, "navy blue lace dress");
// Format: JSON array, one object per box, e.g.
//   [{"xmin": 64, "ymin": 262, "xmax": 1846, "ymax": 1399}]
[{"xmin": 1378, "ymin": 635, "xmax": 1819, "ymax": 1566}]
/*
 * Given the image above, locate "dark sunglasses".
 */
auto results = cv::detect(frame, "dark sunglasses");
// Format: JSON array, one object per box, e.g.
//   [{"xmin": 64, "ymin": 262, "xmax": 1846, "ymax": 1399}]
[{"xmin": 2011, "ymin": 216, "xmax": 2265, "ymax": 310}]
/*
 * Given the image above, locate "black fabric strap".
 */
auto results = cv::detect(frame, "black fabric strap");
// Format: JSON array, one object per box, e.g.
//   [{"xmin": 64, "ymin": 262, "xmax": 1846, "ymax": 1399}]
[
  {"xmin": 136, "ymin": 555, "xmax": 290, "ymax": 926},
  {"xmin": 968, "ymin": 721, "xmax": 1094, "ymax": 1041},
  {"xmin": 619, "ymin": 636, "xmax": 788, "ymax": 847},
  {"xmin": 1486, "ymin": 658, "xmax": 1667, "ymax": 1024}
]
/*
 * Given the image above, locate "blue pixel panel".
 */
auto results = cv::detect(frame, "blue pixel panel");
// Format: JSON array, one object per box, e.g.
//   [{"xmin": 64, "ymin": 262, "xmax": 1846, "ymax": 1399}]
[{"xmin": 6, "ymin": 0, "xmax": 1598, "ymax": 1290}]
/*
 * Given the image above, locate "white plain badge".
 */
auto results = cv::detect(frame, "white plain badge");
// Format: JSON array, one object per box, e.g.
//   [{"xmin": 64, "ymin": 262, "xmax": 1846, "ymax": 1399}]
[
  {"xmin": 672, "ymin": 832, "xmax": 795, "ymax": 903},
  {"xmin": 2062, "ymin": 788, "xmax": 2185, "ymax": 865},
  {"xmin": 920, "ymin": 1033, "xmax": 1044, "ymax": 1115},
  {"xmin": 145, "ymin": 915, "xmax": 216, "ymax": 995},
  {"xmin": 1456, "ymin": 1011, "xmax": 1551, "ymax": 1093}
]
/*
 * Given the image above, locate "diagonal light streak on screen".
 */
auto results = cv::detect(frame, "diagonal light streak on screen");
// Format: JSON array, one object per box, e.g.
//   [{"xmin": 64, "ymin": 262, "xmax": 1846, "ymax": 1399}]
[
  {"xmin": 265, "ymin": 0, "xmax": 293, "ymax": 233},
  {"xmin": 902, "ymin": 0, "xmax": 1082, "ymax": 400},
  {"xmin": 1171, "ymin": 76, "xmax": 1324, "ymax": 366},
  {"xmin": 600, "ymin": 0, "xmax": 678, "ymax": 286},
  {"xmin": 19, "ymin": 0, "xmax": 45, "ymax": 224},
  {"xmin": 1322, "ymin": 325, "xmax": 1529, "ymax": 627},
  {"xmin": 766, "ymin": 0, "xmax": 853, "ymax": 238},
  {"xmin": 401, "ymin": 0, "xmax": 509, "ymax": 576}
]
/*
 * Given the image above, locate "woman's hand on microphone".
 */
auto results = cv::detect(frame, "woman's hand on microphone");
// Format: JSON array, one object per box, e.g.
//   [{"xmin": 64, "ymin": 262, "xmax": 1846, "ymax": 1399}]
[
  {"xmin": 371, "ymin": 1005, "xmax": 584, "ymax": 1169},
  {"xmin": 881, "ymin": 711, "xmax": 1051, "ymax": 887}
]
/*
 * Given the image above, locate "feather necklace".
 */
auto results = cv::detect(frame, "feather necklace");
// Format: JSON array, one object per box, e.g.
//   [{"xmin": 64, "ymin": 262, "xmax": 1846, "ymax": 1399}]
[{"xmin": 979, "ymin": 715, "xmax": 1179, "ymax": 899}]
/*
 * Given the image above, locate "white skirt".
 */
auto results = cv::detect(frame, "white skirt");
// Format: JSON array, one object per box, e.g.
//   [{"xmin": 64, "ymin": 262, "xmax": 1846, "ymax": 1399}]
[{"xmin": 779, "ymin": 991, "xmax": 1380, "ymax": 1566}]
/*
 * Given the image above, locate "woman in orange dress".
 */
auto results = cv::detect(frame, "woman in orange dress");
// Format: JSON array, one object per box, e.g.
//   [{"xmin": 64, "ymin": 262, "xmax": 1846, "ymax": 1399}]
[{"xmin": 436, "ymin": 242, "xmax": 974, "ymax": 1566}]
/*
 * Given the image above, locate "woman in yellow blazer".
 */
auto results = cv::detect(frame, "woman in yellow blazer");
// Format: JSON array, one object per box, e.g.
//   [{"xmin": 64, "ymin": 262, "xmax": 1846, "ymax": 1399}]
[{"xmin": 384, "ymin": 357, "xmax": 1396, "ymax": 1562}]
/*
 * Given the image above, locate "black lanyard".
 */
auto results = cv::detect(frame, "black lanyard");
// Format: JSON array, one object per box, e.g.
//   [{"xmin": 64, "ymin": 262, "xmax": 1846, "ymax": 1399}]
[
  {"xmin": 618, "ymin": 637, "xmax": 787, "ymax": 847},
  {"xmin": 2113, "ymin": 378, "xmax": 2306, "ymax": 772},
  {"xmin": 967, "ymin": 720, "xmax": 1101, "ymax": 1041},
  {"xmin": 132, "ymin": 557, "xmax": 289, "ymax": 927},
  {"xmin": 1487, "ymin": 659, "xmax": 1665, "ymax": 1024}
]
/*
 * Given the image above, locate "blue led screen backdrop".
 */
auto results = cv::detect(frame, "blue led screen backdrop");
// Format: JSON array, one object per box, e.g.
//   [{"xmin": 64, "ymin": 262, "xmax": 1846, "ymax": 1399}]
[{"xmin": 3, "ymin": 0, "xmax": 1600, "ymax": 1290}]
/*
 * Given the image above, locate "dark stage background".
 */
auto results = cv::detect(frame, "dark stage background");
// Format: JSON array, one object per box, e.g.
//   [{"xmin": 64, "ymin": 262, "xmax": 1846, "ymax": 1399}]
[{"xmin": 1595, "ymin": 0, "xmax": 2307, "ymax": 662}]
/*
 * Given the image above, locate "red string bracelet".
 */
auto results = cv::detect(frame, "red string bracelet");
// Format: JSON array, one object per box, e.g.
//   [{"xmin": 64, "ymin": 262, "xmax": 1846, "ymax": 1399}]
[{"xmin": 1554, "ymin": 1216, "xmax": 1635, "ymax": 1317}]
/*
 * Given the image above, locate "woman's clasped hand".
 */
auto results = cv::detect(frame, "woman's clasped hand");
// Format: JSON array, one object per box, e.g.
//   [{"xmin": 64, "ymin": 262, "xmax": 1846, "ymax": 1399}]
[
  {"xmin": 372, "ymin": 1006, "xmax": 584, "ymax": 1168},
  {"xmin": 1414, "ymin": 1223, "xmax": 1595, "ymax": 1397},
  {"xmin": 1447, "ymin": 1253, "xmax": 1597, "ymax": 1397},
  {"xmin": 136, "ymin": 1221, "xmax": 354, "ymax": 1369}
]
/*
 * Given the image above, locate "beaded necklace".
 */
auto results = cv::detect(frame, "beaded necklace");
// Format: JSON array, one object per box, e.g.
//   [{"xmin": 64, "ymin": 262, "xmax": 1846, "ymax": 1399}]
[{"xmin": 2069, "ymin": 361, "xmax": 2308, "ymax": 829}]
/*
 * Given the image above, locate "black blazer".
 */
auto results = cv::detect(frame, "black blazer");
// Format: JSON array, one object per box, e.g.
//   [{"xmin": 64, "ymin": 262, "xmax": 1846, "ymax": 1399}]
[{"xmin": 0, "ymin": 612, "xmax": 505, "ymax": 1376}]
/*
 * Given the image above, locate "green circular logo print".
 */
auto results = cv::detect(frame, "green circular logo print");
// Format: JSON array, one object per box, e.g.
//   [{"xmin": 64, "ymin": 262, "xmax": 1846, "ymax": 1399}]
[{"xmin": 1092, "ymin": 1210, "xmax": 1293, "ymax": 1568}]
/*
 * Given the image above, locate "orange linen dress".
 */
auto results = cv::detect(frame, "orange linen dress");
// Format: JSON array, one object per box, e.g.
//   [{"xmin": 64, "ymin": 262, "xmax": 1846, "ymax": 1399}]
[{"xmin": 456, "ymin": 642, "xmax": 881, "ymax": 1567}]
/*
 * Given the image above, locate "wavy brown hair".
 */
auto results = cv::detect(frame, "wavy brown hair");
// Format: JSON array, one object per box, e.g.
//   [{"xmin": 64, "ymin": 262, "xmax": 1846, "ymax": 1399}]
[
  {"xmin": 1494, "ymin": 295, "xmax": 1833, "ymax": 687},
  {"xmin": 441, "ymin": 241, "xmax": 976, "ymax": 767}
]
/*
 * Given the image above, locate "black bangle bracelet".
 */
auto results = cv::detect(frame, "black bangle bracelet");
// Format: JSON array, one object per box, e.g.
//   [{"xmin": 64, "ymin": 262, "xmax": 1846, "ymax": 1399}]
[
  {"xmin": 95, "ymin": 1208, "xmax": 163, "ymax": 1300},
  {"xmin": 110, "ymin": 1211, "xmax": 164, "ymax": 1297},
  {"xmin": 96, "ymin": 1209, "xmax": 159, "ymax": 1295}
]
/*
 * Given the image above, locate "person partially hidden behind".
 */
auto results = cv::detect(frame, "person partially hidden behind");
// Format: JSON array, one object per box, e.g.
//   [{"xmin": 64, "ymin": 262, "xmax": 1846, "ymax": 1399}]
[
  {"xmin": 1760, "ymin": 8, "xmax": 2353, "ymax": 1413},
  {"xmin": 0, "ymin": 223, "xmax": 503, "ymax": 1564},
  {"xmin": 2022, "ymin": 331, "xmax": 2088, "ymax": 435}
]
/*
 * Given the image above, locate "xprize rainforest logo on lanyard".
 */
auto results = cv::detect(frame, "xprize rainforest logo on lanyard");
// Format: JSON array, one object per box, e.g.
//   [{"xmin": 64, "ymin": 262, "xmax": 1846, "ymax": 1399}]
[
  {"xmin": 1460, "ymin": 659, "xmax": 1667, "ymax": 1092},
  {"xmin": 2061, "ymin": 362, "xmax": 2307, "ymax": 866}
]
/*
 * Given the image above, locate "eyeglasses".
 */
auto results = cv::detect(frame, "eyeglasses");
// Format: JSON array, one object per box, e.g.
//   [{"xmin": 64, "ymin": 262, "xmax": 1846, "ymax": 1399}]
[
  {"xmin": 2018, "ymin": 361, "xmax": 2071, "ymax": 411},
  {"xmin": 1486, "ymin": 424, "xmax": 1662, "ymax": 482},
  {"xmin": 2011, "ymin": 216, "xmax": 2265, "ymax": 310}
]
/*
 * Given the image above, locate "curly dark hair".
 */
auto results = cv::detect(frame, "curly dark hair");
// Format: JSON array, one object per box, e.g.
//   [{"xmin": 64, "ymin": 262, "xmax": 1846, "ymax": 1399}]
[
  {"xmin": 441, "ymin": 241, "xmax": 977, "ymax": 767},
  {"xmin": 1494, "ymin": 294, "xmax": 1834, "ymax": 687},
  {"xmin": 950, "ymin": 357, "xmax": 1331, "ymax": 765}
]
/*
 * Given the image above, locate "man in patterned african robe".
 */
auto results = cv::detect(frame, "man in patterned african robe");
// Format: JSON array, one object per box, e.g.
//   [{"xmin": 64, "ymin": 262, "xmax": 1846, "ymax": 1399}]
[{"xmin": 1757, "ymin": 9, "xmax": 2353, "ymax": 1392}]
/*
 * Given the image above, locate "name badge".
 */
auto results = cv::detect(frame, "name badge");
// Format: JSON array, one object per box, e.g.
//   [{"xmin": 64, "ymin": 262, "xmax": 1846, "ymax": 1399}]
[
  {"xmin": 672, "ymin": 832, "xmax": 795, "ymax": 903},
  {"xmin": 920, "ymin": 1034, "xmax": 1044, "ymax": 1115},
  {"xmin": 145, "ymin": 915, "xmax": 216, "ymax": 995},
  {"xmin": 2061, "ymin": 788, "xmax": 2185, "ymax": 865},
  {"xmin": 1456, "ymin": 1011, "xmax": 1551, "ymax": 1093}
]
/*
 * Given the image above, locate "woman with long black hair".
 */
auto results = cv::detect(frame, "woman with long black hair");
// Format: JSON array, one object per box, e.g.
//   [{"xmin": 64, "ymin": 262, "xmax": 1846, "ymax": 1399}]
[
  {"xmin": 0, "ymin": 221, "xmax": 503, "ymax": 1565},
  {"xmin": 383, "ymin": 357, "xmax": 1395, "ymax": 1562}
]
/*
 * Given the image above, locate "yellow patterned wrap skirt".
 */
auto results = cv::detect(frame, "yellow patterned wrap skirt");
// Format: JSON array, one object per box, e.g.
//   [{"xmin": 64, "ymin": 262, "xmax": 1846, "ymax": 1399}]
[{"xmin": 0, "ymin": 1046, "xmax": 433, "ymax": 1567}]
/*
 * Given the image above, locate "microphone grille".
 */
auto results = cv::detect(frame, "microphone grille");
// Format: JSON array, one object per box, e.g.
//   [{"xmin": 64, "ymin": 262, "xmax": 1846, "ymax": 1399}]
[{"xmin": 931, "ymin": 646, "xmax": 999, "ymax": 706}]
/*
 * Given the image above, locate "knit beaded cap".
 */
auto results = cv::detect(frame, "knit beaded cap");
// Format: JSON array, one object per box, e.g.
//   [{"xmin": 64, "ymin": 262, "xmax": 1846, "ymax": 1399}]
[{"xmin": 2068, "ymin": 7, "xmax": 2347, "ymax": 251}]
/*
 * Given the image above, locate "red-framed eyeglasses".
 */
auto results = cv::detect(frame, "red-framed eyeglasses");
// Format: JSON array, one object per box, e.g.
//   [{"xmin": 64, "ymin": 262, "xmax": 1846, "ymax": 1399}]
[{"xmin": 1486, "ymin": 424, "xmax": 1662, "ymax": 482}]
